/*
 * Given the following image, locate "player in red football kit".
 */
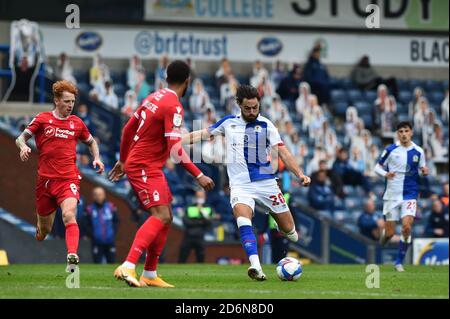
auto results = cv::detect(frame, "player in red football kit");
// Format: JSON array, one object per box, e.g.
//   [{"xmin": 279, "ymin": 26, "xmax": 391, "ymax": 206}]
[
  {"xmin": 108, "ymin": 60, "xmax": 215, "ymax": 288},
  {"xmin": 15, "ymin": 80, "xmax": 105, "ymax": 272}
]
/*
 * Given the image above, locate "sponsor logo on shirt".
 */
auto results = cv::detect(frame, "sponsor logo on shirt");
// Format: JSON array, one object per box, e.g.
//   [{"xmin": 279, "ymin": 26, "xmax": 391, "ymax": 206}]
[
  {"xmin": 44, "ymin": 126, "xmax": 55, "ymax": 137},
  {"xmin": 54, "ymin": 128, "xmax": 75, "ymax": 139}
]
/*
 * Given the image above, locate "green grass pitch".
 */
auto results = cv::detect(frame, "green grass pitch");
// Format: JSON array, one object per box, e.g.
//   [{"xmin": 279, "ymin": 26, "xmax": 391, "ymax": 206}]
[{"xmin": 0, "ymin": 264, "xmax": 448, "ymax": 299}]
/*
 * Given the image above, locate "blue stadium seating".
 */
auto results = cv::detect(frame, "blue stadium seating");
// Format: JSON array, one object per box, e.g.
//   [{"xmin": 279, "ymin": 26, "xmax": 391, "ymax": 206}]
[
  {"xmin": 198, "ymin": 73, "xmax": 215, "ymax": 87},
  {"xmin": 354, "ymin": 101, "xmax": 372, "ymax": 114},
  {"xmin": 398, "ymin": 90, "xmax": 412, "ymax": 105},
  {"xmin": 347, "ymin": 89, "xmax": 364, "ymax": 103},
  {"xmin": 430, "ymin": 91, "xmax": 445, "ymax": 105},
  {"xmin": 73, "ymin": 70, "xmax": 89, "ymax": 84},
  {"xmin": 364, "ymin": 90, "xmax": 377, "ymax": 102},
  {"xmin": 396, "ymin": 79, "xmax": 410, "ymax": 91},
  {"xmin": 333, "ymin": 102, "xmax": 348, "ymax": 117},
  {"xmin": 330, "ymin": 89, "xmax": 348, "ymax": 103},
  {"xmin": 396, "ymin": 103, "xmax": 409, "ymax": 115},
  {"xmin": 113, "ymin": 83, "xmax": 127, "ymax": 97},
  {"xmin": 235, "ymin": 74, "xmax": 249, "ymax": 85},
  {"xmin": 110, "ymin": 71, "xmax": 127, "ymax": 85},
  {"xmin": 360, "ymin": 113, "xmax": 373, "ymax": 129}
]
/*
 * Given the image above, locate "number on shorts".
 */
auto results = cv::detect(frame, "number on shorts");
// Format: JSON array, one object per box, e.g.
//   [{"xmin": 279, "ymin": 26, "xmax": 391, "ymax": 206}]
[
  {"xmin": 70, "ymin": 183, "xmax": 78, "ymax": 195},
  {"xmin": 406, "ymin": 201, "xmax": 416, "ymax": 210},
  {"xmin": 270, "ymin": 193, "xmax": 286, "ymax": 206}
]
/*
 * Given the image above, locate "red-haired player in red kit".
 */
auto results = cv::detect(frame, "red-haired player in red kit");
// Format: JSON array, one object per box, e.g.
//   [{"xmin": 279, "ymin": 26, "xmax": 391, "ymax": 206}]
[
  {"xmin": 15, "ymin": 80, "xmax": 105, "ymax": 272},
  {"xmin": 108, "ymin": 60, "xmax": 215, "ymax": 288}
]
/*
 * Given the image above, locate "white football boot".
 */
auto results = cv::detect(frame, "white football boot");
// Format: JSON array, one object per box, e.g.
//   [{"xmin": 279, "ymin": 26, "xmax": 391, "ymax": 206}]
[{"xmin": 248, "ymin": 267, "xmax": 267, "ymax": 281}]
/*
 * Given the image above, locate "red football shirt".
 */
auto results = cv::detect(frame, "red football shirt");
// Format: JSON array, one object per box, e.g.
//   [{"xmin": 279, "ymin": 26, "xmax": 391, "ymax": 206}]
[
  {"xmin": 25, "ymin": 111, "xmax": 92, "ymax": 179},
  {"xmin": 124, "ymin": 88, "xmax": 184, "ymax": 172}
]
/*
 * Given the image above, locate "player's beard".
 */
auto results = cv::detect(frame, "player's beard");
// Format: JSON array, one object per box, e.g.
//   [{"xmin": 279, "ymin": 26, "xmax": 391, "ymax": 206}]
[{"xmin": 242, "ymin": 112, "xmax": 259, "ymax": 123}]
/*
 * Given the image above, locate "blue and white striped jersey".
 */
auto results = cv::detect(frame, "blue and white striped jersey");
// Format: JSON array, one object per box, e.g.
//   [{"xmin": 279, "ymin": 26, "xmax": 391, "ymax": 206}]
[
  {"xmin": 378, "ymin": 142, "xmax": 426, "ymax": 200},
  {"xmin": 208, "ymin": 114, "xmax": 283, "ymax": 187}
]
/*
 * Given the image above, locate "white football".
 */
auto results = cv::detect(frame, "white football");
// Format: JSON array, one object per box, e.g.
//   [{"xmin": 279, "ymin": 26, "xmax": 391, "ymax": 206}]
[{"xmin": 276, "ymin": 257, "xmax": 303, "ymax": 281}]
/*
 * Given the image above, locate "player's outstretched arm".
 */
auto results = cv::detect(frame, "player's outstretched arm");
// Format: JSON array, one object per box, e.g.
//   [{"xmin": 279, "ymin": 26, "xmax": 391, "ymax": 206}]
[
  {"xmin": 83, "ymin": 137, "xmax": 105, "ymax": 174},
  {"xmin": 168, "ymin": 137, "xmax": 215, "ymax": 191},
  {"xmin": 16, "ymin": 131, "xmax": 32, "ymax": 162},
  {"xmin": 277, "ymin": 144, "xmax": 310, "ymax": 186},
  {"xmin": 181, "ymin": 128, "xmax": 211, "ymax": 145}
]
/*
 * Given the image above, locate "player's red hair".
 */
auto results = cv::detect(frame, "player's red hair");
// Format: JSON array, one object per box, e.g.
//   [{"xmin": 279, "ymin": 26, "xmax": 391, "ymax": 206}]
[{"xmin": 52, "ymin": 80, "xmax": 78, "ymax": 98}]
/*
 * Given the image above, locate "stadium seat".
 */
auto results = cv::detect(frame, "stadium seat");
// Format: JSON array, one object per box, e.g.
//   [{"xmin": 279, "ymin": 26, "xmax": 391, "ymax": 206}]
[
  {"xmin": 207, "ymin": 86, "xmax": 220, "ymax": 100},
  {"xmin": 396, "ymin": 79, "xmax": 410, "ymax": 91},
  {"xmin": 396, "ymin": 102, "xmax": 408, "ymax": 115},
  {"xmin": 146, "ymin": 73, "xmax": 155, "ymax": 85},
  {"xmin": 329, "ymin": 77, "xmax": 342, "ymax": 89},
  {"xmin": 424, "ymin": 80, "xmax": 442, "ymax": 92},
  {"xmin": 409, "ymin": 79, "xmax": 425, "ymax": 91},
  {"xmin": 397, "ymin": 114, "xmax": 410, "ymax": 123},
  {"xmin": 77, "ymin": 82, "xmax": 91, "ymax": 94},
  {"xmin": 354, "ymin": 101, "xmax": 372, "ymax": 114},
  {"xmin": 73, "ymin": 70, "xmax": 89, "ymax": 84},
  {"xmin": 398, "ymin": 90, "xmax": 412, "ymax": 105},
  {"xmin": 235, "ymin": 74, "xmax": 249, "ymax": 85},
  {"xmin": 198, "ymin": 73, "xmax": 215, "ymax": 87},
  {"xmin": 333, "ymin": 102, "xmax": 348, "ymax": 117},
  {"xmin": 118, "ymin": 97, "xmax": 124, "ymax": 108},
  {"xmin": 361, "ymin": 114, "xmax": 373, "ymax": 129},
  {"xmin": 113, "ymin": 83, "xmax": 127, "ymax": 97},
  {"xmin": 330, "ymin": 89, "xmax": 348, "ymax": 103},
  {"xmin": 413, "ymin": 224, "xmax": 425, "ymax": 237},
  {"xmin": 340, "ymin": 78, "xmax": 355, "ymax": 89},
  {"xmin": 364, "ymin": 90, "xmax": 377, "ymax": 102},
  {"xmin": 110, "ymin": 71, "xmax": 127, "ymax": 85},
  {"xmin": 347, "ymin": 89, "xmax": 364, "ymax": 103},
  {"xmin": 430, "ymin": 91, "xmax": 445, "ymax": 104}
]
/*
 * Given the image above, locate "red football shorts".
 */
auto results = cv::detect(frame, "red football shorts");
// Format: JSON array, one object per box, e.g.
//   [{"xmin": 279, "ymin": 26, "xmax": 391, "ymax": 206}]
[
  {"xmin": 35, "ymin": 177, "xmax": 80, "ymax": 216},
  {"xmin": 127, "ymin": 169, "xmax": 173, "ymax": 210}
]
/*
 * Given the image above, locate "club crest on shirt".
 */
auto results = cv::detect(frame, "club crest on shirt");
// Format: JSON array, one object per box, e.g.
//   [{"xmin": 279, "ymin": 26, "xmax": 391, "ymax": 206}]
[
  {"xmin": 173, "ymin": 114, "xmax": 182, "ymax": 127},
  {"xmin": 153, "ymin": 190, "xmax": 160, "ymax": 202},
  {"xmin": 254, "ymin": 125, "xmax": 262, "ymax": 133},
  {"xmin": 413, "ymin": 155, "xmax": 419, "ymax": 162},
  {"xmin": 70, "ymin": 120, "xmax": 75, "ymax": 129}
]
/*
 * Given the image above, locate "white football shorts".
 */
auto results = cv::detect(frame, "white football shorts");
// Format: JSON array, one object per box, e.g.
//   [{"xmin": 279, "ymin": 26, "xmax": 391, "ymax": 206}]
[
  {"xmin": 230, "ymin": 178, "xmax": 289, "ymax": 214},
  {"xmin": 383, "ymin": 199, "xmax": 417, "ymax": 221}
]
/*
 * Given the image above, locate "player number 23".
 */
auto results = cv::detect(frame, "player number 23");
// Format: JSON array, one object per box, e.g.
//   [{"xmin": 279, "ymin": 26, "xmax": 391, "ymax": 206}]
[
  {"xmin": 270, "ymin": 193, "xmax": 286, "ymax": 206},
  {"xmin": 406, "ymin": 201, "xmax": 416, "ymax": 210}
]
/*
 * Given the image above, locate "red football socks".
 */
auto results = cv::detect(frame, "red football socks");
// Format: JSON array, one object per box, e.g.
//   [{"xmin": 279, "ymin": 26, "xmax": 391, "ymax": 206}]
[
  {"xmin": 65, "ymin": 222, "xmax": 79, "ymax": 254},
  {"xmin": 144, "ymin": 224, "xmax": 170, "ymax": 271},
  {"xmin": 126, "ymin": 216, "xmax": 165, "ymax": 264}
]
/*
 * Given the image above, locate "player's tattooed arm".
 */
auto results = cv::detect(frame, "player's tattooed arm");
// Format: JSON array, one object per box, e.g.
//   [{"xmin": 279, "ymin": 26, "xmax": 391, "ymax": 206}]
[
  {"xmin": 84, "ymin": 137, "xmax": 105, "ymax": 174},
  {"xmin": 277, "ymin": 144, "xmax": 311, "ymax": 186},
  {"xmin": 182, "ymin": 128, "xmax": 211, "ymax": 145},
  {"xmin": 16, "ymin": 131, "xmax": 32, "ymax": 162}
]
